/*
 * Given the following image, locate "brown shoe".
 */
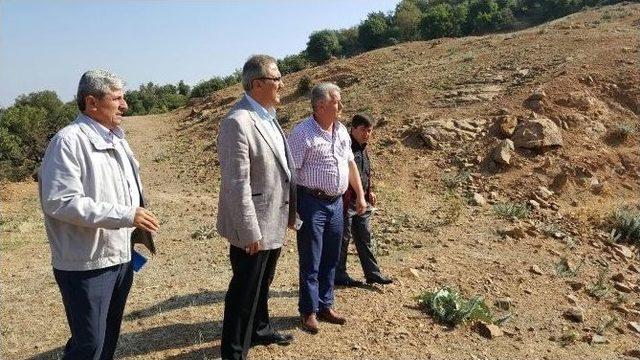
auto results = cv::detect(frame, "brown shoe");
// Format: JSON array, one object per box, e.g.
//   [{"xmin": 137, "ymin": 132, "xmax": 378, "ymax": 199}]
[
  {"xmin": 317, "ymin": 308, "xmax": 346, "ymax": 325},
  {"xmin": 300, "ymin": 313, "xmax": 319, "ymax": 334}
]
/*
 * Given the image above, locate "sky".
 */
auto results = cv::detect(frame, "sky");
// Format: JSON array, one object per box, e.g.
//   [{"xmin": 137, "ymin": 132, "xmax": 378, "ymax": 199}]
[{"xmin": 0, "ymin": 0, "xmax": 400, "ymax": 107}]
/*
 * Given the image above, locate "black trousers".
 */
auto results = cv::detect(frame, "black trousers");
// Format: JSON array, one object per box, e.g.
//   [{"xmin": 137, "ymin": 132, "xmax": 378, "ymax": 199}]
[
  {"xmin": 336, "ymin": 209, "xmax": 383, "ymax": 281},
  {"xmin": 53, "ymin": 262, "xmax": 133, "ymax": 360},
  {"xmin": 221, "ymin": 245, "xmax": 281, "ymax": 360}
]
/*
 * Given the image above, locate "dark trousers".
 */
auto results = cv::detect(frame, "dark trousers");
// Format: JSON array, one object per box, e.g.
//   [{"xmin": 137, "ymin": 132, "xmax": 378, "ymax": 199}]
[
  {"xmin": 53, "ymin": 262, "xmax": 133, "ymax": 360},
  {"xmin": 221, "ymin": 245, "xmax": 281, "ymax": 360},
  {"xmin": 336, "ymin": 208, "xmax": 383, "ymax": 281},
  {"xmin": 296, "ymin": 190, "xmax": 343, "ymax": 315}
]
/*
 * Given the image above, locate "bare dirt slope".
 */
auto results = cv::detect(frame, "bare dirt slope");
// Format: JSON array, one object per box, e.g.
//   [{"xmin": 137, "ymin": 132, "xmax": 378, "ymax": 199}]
[{"xmin": 2, "ymin": 3, "xmax": 640, "ymax": 359}]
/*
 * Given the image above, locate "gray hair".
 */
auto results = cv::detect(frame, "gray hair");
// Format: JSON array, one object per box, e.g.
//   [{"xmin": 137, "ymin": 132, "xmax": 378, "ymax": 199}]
[
  {"xmin": 76, "ymin": 69, "xmax": 125, "ymax": 111},
  {"xmin": 311, "ymin": 82, "xmax": 340, "ymax": 111},
  {"xmin": 242, "ymin": 54, "xmax": 277, "ymax": 92}
]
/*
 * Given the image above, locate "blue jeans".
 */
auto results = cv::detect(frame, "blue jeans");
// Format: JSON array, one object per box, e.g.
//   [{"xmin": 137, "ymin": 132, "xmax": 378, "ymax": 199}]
[
  {"xmin": 53, "ymin": 262, "xmax": 133, "ymax": 360},
  {"xmin": 296, "ymin": 190, "xmax": 343, "ymax": 315}
]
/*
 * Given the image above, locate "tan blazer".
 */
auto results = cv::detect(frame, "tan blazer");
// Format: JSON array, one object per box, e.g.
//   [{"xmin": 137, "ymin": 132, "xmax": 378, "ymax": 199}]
[{"xmin": 216, "ymin": 95, "xmax": 296, "ymax": 250}]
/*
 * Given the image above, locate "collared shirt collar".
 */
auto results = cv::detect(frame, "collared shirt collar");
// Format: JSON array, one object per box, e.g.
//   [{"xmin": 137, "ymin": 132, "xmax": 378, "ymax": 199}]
[
  {"xmin": 79, "ymin": 113, "xmax": 125, "ymax": 143},
  {"xmin": 310, "ymin": 115, "xmax": 337, "ymax": 137},
  {"xmin": 245, "ymin": 93, "xmax": 276, "ymax": 121}
]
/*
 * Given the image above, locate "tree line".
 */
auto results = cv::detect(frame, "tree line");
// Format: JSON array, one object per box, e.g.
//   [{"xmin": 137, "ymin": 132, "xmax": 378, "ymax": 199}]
[
  {"xmin": 124, "ymin": 0, "xmax": 622, "ymax": 114},
  {"xmin": 0, "ymin": 0, "xmax": 626, "ymax": 181},
  {"xmin": 299, "ymin": 0, "xmax": 621, "ymax": 64}
]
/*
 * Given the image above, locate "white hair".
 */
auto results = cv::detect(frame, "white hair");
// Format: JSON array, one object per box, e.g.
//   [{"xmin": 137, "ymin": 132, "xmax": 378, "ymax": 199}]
[
  {"xmin": 76, "ymin": 69, "xmax": 125, "ymax": 111},
  {"xmin": 310, "ymin": 82, "xmax": 340, "ymax": 111}
]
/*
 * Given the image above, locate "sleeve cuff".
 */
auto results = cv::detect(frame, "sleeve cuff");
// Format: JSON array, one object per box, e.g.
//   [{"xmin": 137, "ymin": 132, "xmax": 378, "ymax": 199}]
[{"xmin": 126, "ymin": 207, "xmax": 137, "ymax": 227}]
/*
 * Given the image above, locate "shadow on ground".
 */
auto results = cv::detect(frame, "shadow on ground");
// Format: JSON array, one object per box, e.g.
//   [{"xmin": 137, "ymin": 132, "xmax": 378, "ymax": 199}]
[
  {"xmin": 28, "ymin": 315, "xmax": 299, "ymax": 359},
  {"xmin": 125, "ymin": 288, "xmax": 298, "ymax": 320}
]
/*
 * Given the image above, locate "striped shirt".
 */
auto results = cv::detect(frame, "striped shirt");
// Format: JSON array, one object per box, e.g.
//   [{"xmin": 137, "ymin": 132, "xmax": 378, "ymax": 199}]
[{"xmin": 288, "ymin": 116, "xmax": 354, "ymax": 196}]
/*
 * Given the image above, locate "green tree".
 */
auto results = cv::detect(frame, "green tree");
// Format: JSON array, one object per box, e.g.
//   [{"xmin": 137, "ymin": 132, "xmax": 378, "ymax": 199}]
[
  {"xmin": 278, "ymin": 53, "xmax": 309, "ymax": 75},
  {"xmin": 14, "ymin": 90, "xmax": 63, "ymax": 115},
  {"xmin": 465, "ymin": 0, "xmax": 514, "ymax": 34},
  {"xmin": 190, "ymin": 77, "xmax": 227, "ymax": 98},
  {"xmin": 177, "ymin": 80, "xmax": 191, "ymax": 96},
  {"xmin": 358, "ymin": 12, "xmax": 391, "ymax": 51},
  {"xmin": 394, "ymin": 0, "xmax": 423, "ymax": 41},
  {"xmin": 420, "ymin": 3, "xmax": 467, "ymax": 39},
  {"xmin": 223, "ymin": 69, "xmax": 242, "ymax": 86},
  {"xmin": 0, "ymin": 105, "xmax": 48, "ymax": 179},
  {"xmin": 336, "ymin": 27, "xmax": 362, "ymax": 57},
  {"xmin": 306, "ymin": 30, "xmax": 341, "ymax": 63}
]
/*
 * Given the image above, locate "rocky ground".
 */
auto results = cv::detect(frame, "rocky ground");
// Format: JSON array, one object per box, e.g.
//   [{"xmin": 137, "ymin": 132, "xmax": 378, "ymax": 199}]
[{"xmin": 2, "ymin": 3, "xmax": 640, "ymax": 359}]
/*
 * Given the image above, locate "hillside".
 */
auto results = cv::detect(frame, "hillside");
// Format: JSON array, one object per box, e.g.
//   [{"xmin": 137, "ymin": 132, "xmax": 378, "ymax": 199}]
[{"xmin": 2, "ymin": 3, "xmax": 640, "ymax": 359}]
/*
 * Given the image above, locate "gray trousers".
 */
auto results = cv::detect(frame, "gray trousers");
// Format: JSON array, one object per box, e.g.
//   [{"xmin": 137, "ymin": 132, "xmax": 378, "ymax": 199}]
[{"xmin": 336, "ymin": 209, "xmax": 382, "ymax": 281}]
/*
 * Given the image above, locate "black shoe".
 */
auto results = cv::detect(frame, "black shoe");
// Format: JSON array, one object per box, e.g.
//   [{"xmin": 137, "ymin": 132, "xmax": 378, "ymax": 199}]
[
  {"xmin": 366, "ymin": 275, "xmax": 393, "ymax": 285},
  {"xmin": 334, "ymin": 276, "xmax": 363, "ymax": 287},
  {"xmin": 251, "ymin": 332, "xmax": 293, "ymax": 346}
]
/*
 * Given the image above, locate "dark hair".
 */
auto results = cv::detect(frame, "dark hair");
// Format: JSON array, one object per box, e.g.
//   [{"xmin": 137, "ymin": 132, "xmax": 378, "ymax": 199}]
[
  {"xmin": 242, "ymin": 54, "xmax": 277, "ymax": 92},
  {"xmin": 351, "ymin": 113, "xmax": 376, "ymax": 128}
]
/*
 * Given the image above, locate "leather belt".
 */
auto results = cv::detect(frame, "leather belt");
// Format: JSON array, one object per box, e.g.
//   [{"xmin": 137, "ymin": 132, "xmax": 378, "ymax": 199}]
[{"xmin": 299, "ymin": 186, "xmax": 341, "ymax": 202}]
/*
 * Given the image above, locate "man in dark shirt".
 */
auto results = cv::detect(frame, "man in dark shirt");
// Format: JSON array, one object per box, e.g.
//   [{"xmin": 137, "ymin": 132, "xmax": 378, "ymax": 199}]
[{"xmin": 335, "ymin": 113, "xmax": 392, "ymax": 286}]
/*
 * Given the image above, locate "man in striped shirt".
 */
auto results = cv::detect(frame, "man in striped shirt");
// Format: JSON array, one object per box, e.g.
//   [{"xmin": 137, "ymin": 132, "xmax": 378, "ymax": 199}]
[{"xmin": 288, "ymin": 82, "xmax": 367, "ymax": 334}]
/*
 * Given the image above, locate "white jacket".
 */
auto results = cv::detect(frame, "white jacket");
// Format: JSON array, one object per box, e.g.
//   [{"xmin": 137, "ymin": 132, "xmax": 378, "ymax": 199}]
[{"xmin": 38, "ymin": 114, "xmax": 142, "ymax": 271}]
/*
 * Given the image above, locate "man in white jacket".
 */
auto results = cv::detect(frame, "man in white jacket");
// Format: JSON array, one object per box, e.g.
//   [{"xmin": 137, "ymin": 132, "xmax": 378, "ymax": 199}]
[{"xmin": 39, "ymin": 69, "xmax": 159, "ymax": 360}]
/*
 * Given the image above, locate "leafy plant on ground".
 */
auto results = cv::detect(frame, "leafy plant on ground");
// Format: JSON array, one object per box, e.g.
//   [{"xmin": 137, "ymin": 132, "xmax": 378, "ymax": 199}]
[
  {"xmin": 441, "ymin": 169, "xmax": 471, "ymax": 190},
  {"xmin": 606, "ymin": 122, "xmax": 636, "ymax": 145},
  {"xmin": 595, "ymin": 316, "xmax": 618, "ymax": 335},
  {"xmin": 191, "ymin": 224, "xmax": 216, "ymax": 240},
  {"xmin": 614, "ymin": 291, "xmax": 628, "ymax": 306},
  {"xmin": 558, "ymin": 330, "xmax": 578, "ymax": 347},
  {"xmin": 542, "ymin": 223, "xmax": 564, "ymax": 238},
  {"xmin": 439, "ymin": 190, "xmax": 464, "ymax": 226},
  {"xmin": 610, "ymin": 208, "xmax": 640, "ymax": 244},
  {"xmin": 417, "ymin": 287, "xmax": 492, "ymax": 327},
  {"xmin": 493, "ymin": 201, "xmax": 530, "ymax": 219},
  {"xmin": 462, "ymin": 52, "xmax": 475, "ymax": 62},
  {"xmin": 555, "ymin": 257, "xmax": 584, "ymax": 277},
  {"xmin": 587, "ymin": 267, "xmax": 610, "ymax": 300}
]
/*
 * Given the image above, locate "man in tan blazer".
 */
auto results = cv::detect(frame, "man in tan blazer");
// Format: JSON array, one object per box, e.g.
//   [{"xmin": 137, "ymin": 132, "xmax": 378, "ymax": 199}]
[{"xmin": 217, "ymin": 54, "xmax": 296, "ymax": 360}]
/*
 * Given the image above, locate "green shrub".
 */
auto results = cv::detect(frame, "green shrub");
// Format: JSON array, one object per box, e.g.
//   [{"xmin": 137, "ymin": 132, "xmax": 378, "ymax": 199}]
[
  {"xmin": 417, "ymin": 287, "xmax": 493, "ymax": 326},
  {"xmin": 555, "ymin": 257, "xmax": 583, "ymax": 277},
  {"xmin": 125, "ymin": 81, "xmax": 190, "ymax": 115},
  {"xmin": 297, "ymin": 75, "xmax": 313, "ymax": 95},
  {"xmin": 0, "ymin": 91, "xmax": 76, "ymax": 181},
  {"xmin": 610, "ymin": 208, "xmax": 640, "ymax": 244},
  {"xmin": 278, "ymin": 54, "xmax": 309, "ymax": 75},
  {"xmin": 587, "ymin": 267, "xmax": 610, "ymax": 300},
  {"xmin": 493, "ymin": 201, "xmax": 530, "ymax": 219},
  {"xmin": 608, "ymin": 122, "xmax": 636, "ymax": 144},
  {"xmin": 441, "ymin": 169, "xmax": 471, "ymax": 190}
]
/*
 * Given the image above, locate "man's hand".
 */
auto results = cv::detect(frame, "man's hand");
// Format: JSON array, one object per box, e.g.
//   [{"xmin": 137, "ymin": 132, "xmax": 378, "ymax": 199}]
[
  {"xmin": 356, "ymin": 195, "xmax": 367, "ymax": 215},
  {"xmin": 368, "ymin": 191, "xmax": 377, "ymax": 206},
  {"xmin": 245, "ymin": 240, "xmax": 262, "ymax": 255},
  {"xmin": 133, "ymin": 207, "xmax": 159, "ymax": 233}
]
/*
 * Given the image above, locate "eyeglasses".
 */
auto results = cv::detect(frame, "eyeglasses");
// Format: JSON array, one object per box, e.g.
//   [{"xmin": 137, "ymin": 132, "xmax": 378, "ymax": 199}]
[{"xmin": 256, "ymin": 76, "xmax": 282, "ymax": 82}]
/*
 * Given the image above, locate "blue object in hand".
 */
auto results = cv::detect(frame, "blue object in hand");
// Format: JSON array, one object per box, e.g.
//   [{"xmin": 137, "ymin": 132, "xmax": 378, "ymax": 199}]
[{"xmin": 132, "ymin": 250, "xmax": 148, "ymax": 272}]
